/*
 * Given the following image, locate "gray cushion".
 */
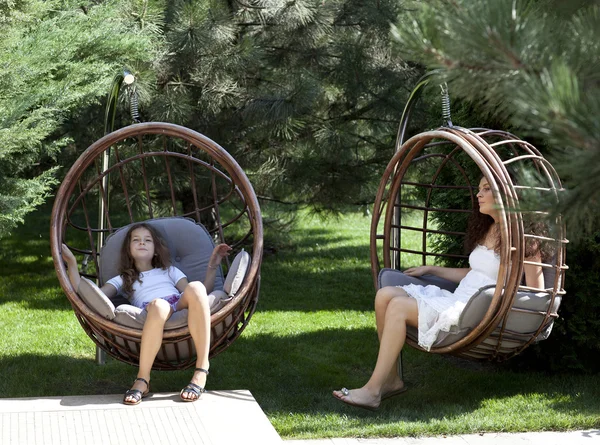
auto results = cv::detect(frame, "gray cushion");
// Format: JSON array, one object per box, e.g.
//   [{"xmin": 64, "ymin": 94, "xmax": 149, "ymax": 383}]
[
  {"xmin": 99, "ymin": 217, "xmax": 224, "ymax": 291},
  {"xmin": 378, "ymin": 269, "xmax": 458, "ymax": 292},
  {"xmin": 377, "ymin": 267, "xmax": 562, "ymax": 348},
  {"xmin": 224, "ymin": 250, "xmax": 250, "ymax": 296},
  {"xmin": 77, "ymin": 277, "xmax": 115, "ymax": 320}
]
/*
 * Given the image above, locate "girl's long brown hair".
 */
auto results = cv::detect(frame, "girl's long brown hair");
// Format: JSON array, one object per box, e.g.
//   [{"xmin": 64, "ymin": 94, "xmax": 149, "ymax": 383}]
[{"xmin": 119, "ymin": 223, "xmax": 171, "ymax": 298}]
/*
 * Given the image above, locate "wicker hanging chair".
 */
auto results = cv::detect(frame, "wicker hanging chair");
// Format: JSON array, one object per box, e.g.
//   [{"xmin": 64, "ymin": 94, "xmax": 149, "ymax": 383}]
[
  {"xmin": 370, "ymin": 81, "xmax": 568, "ymax": 361},
  {"xmin": 51, "ymin": 122, "xmax": 263, "ymax": 370}
]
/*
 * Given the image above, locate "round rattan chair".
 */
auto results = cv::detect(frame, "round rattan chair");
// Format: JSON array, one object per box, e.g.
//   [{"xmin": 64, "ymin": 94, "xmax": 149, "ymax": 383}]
[
  {"xmin": 51, "ymin": 122, "xmax": 263, "ymax": 370},
  {"xmin": 371, "ymin": 82, "xmax": 567, "ymax": 361}
]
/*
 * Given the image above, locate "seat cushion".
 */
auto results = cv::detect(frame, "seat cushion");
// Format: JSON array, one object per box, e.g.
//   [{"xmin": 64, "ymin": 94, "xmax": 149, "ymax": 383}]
[
  {"xmin": 378, "ymin": 268, "xmax": 458, "ymax": 292},
  {"xmin": 113, "ymin": 290, "xmax": 230, "ymax": 330}
]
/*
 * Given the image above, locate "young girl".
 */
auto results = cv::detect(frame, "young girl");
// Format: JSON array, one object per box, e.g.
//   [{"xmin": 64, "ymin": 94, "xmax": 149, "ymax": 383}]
[
  {"xmin": 61, "ymin": 222, "xmax": 231, "ymax": 405},
  {"xmin": 333, "ymin": 176, "xmax": 546, "ymax": 410}
]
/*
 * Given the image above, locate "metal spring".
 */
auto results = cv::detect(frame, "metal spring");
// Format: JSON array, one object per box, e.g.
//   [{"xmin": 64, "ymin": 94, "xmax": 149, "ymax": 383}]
[
  {"xmin": 440, "ymin": 83, "xmax": 453, "ymax": 127},
  {"xmin": 130, "ymin": 90, "xmax": 140, "ymax": 123}
]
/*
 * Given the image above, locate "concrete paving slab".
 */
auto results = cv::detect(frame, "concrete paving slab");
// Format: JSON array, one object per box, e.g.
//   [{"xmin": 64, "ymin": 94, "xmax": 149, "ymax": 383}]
[{"xmin": 0, "ymin": 390, "xmax": 282, "ymax": 445}]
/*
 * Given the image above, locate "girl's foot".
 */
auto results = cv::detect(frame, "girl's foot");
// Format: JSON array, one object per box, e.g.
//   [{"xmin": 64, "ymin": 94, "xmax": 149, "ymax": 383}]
[
  {"xmin": 180, "ymin": 367, "xmax": 209, "ymax": 402},
  {"xmin": 123, "ymin": 377, "xmax": 150, "ymax": 405},
  {"xmin": 332, "ymin": 387, "xmax": 381, "ymax": 411}
]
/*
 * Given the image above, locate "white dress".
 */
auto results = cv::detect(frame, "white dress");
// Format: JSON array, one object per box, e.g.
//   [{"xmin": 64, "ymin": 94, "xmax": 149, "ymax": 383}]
[{"xmin": 400, "ymin": 245, "xmax": 500, "ymax": 351}]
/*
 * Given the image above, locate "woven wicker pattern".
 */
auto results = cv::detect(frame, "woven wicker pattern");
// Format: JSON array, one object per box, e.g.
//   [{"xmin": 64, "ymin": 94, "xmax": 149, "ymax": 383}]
[{"xmin": 51, "ymin": 123, "xmax": 263, "ymax": 370}]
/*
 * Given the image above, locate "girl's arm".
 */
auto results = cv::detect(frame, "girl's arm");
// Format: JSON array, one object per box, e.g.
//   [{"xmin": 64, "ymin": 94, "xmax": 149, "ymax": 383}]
[
  {"xmin": 403, "ymin": 265, "xmax": 471, "ymax": 284},
  {"xmin": 175, "ymin": 277, "xmax": 190, "ymax": 294},
  {"xmin": 203, "ymin": 244, "xmax": 232, "ymax": 294},
  {"xmin": 524, "ymin": 252, "xmax": 545, "ymax": 289},
  {"xmin": 61, "ymin": 244, "xmax": 117, "ymax": 297},
  {"xmin": 61, "ymin": 244, "xmax": 82, "ymax": 290}
]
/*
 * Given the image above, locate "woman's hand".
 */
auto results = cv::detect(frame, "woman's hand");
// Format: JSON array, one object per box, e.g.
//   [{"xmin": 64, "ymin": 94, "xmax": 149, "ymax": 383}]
[
  {"xmin": 403, "ymin": 266, "xmax": 431, "ymax": 277},
  {"xmin": 209, "ymin": 244, "xmax": 232, "ymax": 267}
]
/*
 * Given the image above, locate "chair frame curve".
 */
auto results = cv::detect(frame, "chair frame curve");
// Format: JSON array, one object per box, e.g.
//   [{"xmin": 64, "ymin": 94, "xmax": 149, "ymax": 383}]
[
  {"xmin": 371, "ymin": 80, "xmax": 567, "ymax": 361},
  {"xmin": 51, "ymin": 122, "xmax": 263, "ymax": 370}
]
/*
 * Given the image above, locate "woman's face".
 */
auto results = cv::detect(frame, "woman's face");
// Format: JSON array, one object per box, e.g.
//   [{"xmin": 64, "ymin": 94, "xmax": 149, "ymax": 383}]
[
  {"xmin": 129, "ymin": 227, "xmax": 155, "ymax": 263},
  {"xmin": 476, "ymin": 177, "xmax": 496, "ymax": 217}
]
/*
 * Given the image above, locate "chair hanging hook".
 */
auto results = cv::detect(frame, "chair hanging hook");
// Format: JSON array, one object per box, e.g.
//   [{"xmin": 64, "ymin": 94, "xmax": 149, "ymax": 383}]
[
  {"xmin": 440, "ymin": 83, "xmax": 453, "ymax": 127},
  {"xmin": 129, "ymin": 89, "xmax": 140, "ymax": 123}
]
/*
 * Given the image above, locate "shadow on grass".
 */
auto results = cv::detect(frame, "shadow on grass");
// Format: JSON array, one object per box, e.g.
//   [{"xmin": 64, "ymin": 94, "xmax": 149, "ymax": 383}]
[
  {"xmin": 210, "ymin": 328, "xmax": 600, "ymax": 424},
  {"xmin": 1, "ymin": 327, "xmax": 599, "ymax": 435}
]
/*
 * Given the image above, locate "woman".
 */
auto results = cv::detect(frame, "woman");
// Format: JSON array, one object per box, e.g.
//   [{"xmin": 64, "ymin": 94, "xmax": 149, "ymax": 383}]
[{"xmin": 333, "ymin": 177, "xmax": 544, "ymax": 410}]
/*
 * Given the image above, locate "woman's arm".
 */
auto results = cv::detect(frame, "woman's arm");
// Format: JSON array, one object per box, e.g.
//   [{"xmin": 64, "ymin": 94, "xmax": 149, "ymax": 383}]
[
  {"xmin": 524, "ymin": 252, "xmax": 545, "ymax": 289},
  {"xmin": 403, "ymin": 265, "xmax": 471, "ymax": 284},
  {"xmin": 203, "ymin": 244, "xmax": 232, "ymax": 294}
]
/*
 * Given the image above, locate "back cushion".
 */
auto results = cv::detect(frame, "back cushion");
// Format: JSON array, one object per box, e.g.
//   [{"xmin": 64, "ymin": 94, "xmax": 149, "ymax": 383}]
[{"xmin": 99, "ymin": 217, "xmax": 224, "ymax": 292}]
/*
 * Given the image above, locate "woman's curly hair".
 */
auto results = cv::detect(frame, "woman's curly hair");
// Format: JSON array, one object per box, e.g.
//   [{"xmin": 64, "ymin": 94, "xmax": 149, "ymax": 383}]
[
  {"xmin": 464, "ymin": 183, "xmax": 554, "ymax": 261},
  {"xmin": 119, "ymin": 223, "xmax": 171, "ymax": 298},
  {"xmin": 464, "ymin": 200, "xmax": 499, "ymax": 255}
]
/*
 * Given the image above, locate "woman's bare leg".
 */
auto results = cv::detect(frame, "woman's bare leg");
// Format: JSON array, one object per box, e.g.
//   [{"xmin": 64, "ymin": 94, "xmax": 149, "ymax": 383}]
[
  {"xmin": 333, "ymin": 294, "xmax": 418, "ymax": 408},
  {"xmin": 374, "ymin": 287, "xmax": 414, "ymax": 391},
  {"xmin": 124, "ymin": 298, "xmax": 172, "ymax": 403},
  {"xmin": 375, "ymin": 286, "xmax": 407, "ymax": 340},
  {"xmin": 176, "ymin": 281, "xmax": 211, "ymax": 400}
]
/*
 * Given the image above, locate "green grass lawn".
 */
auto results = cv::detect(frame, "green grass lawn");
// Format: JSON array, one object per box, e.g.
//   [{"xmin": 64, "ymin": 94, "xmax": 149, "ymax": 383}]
[{"xmin": 0, "ymin": 204, "xmax": 598, "ymax": 439}]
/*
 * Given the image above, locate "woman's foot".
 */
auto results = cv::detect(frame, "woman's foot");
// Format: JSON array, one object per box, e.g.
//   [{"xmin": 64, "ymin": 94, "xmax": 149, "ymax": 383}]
[
  {"xmin": 123, "ymin": 377, "xmax": 150, "ymax": 405},
  {"xmin": 332, "ymin": 387, "xmax": 381, "ymax": 411},
  {"xmin": 380, "ymin": 376, "xmax": 407, "ymax": 401},
  {"xmin": 180, "ymin": 367, "xmax": 209, "ymax": 402}
]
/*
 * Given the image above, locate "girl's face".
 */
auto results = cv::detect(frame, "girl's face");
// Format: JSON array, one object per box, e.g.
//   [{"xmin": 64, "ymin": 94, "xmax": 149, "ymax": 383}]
[
  {"xmin": 129, "ymin": 227, "xmax": 155, "ymax": 264},
  {"xmin": 476, "ymin": 177, "xmax": 496, "ymax": 217}
]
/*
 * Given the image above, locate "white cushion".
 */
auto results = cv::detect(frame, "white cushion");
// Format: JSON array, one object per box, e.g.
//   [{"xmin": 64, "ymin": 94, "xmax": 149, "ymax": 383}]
[
  {"xmin": 223, "ymin": 250, "xmax": 250, "ymax": 296},
  {"xmin": 78, "ymin": 277, "xmax": 115, "ymax": 320}
]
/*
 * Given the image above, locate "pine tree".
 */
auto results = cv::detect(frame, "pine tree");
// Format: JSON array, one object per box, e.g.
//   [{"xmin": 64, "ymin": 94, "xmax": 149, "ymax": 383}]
[
  {"xmin": 1, "ymin": 0, "xmax": 424, "ymax": 237},
  {"xmin": 390, "ymin": 0, "xmax": 600, "ymax": 372},
  {"xmin": 0, "ymin": 0, "xmax": 157, "ymax": 238},
  {"xmin": 136, "ymin": 0, "xmax": 423, "ymax": 214},
  {"xmin": 390, "ymin": 0, "xmax": 600, "ymax": 233}
]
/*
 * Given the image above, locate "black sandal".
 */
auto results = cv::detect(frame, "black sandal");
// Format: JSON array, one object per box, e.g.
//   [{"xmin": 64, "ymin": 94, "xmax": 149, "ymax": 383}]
[
  {"xmin": 180, "ymin": 368, "xmax": 209, "ymax": 402},
  {"xmin": 123, "ymin": 377, "xmax": 150, "ymax": 406}
]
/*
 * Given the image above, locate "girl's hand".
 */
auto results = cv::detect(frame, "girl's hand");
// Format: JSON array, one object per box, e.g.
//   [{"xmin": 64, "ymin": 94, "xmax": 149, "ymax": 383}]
[
  {"xmin": 209, "ymin": 244, "xmax": 232, "ymax": 266},
  {"xmin": 61, "ymin": 244, "xmax": 77, "ymax": 268},
  {"xmin": 403, "ymin": 265, "xmax": 431, "ymax": 277}
]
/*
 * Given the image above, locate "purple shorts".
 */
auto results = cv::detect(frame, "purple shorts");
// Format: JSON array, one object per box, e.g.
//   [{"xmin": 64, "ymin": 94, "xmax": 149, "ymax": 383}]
[{"xmin": 141, "ymin": 294, "xmax": 181, "ymax": 313}]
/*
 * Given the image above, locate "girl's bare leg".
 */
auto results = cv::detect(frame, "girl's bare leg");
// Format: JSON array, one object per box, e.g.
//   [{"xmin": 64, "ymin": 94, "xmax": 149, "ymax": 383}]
[
  {"xmin": 124, "ymin": 299, "xmax": 172, "ymax": 403},
  {"xmin": 333, "ymin": 294, "xmax": 418, "ymax": 408},
  {"xmin": 176, "ymin": 281, "xmax": 211, "ymax": 400}
]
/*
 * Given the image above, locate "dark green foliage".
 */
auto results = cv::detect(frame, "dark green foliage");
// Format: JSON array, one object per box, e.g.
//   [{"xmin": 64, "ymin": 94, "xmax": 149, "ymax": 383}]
[
  {"xmin": 1, "ymin": 0, "xmax": 423, "ymax": 238},
  {"xmin": 510, "ymin": 234, "xmax": 600, "ymax": 374},
  {"xmin": 391, "ymin": 0, "xmax": 600, "ymax": 236}
]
